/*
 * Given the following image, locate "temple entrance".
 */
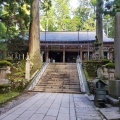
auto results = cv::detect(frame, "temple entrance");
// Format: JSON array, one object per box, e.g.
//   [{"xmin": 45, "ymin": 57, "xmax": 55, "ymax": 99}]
[
  {"xmin": 65, "ymin": 52, "xmax": 78, "ymax": 63},
  {"xmin": 49, "ymin": 51, "xmax": 63, "ymax": 62}
]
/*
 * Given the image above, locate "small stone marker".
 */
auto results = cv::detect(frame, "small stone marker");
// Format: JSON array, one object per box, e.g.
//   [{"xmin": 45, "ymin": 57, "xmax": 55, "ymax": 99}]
[
  {"xmin": 0, "ymin": 68, "xmax": 9, "ymax": 84},
  {"xmin": 108, "ymin": 69, "xmax": 115, "ymax": 80},
  {"xmin": 97, "ymin": 67, "xmax": 103, "ymax": 78}
]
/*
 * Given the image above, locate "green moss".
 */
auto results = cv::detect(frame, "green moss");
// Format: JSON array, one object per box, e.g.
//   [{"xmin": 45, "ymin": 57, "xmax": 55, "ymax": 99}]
[
  {"xmin": 0, "ymin": 60, "xmax": 11, "ymax": 67},
  {"xmin": 0, "ymin": 91, "xmax": 19, "ymax": 104}
]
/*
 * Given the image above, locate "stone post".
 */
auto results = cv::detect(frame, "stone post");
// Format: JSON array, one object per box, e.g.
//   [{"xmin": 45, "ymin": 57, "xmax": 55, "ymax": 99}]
[
  {"xmin": 114, "ymin": 12, "xmax": 120, "ymax": 79},
  {"xmin": 25, "ymin": 55, "xmax": 30, "ymax": 80},
  {"xmin": 109, "ymin": 12, "xmax": 120, "ymax": 98}
]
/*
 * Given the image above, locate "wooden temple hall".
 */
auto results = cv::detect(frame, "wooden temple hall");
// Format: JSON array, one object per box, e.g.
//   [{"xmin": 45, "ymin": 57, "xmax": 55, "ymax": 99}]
[{"xmin": 40, "ymin": 31, "xmax": 114, "ymax": 63}]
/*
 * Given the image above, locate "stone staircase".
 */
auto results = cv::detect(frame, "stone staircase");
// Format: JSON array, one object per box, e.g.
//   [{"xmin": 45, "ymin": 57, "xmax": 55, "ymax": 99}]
[{"xmin": 33, "ymin": 63, "xmax": 81, "ymax": 93}]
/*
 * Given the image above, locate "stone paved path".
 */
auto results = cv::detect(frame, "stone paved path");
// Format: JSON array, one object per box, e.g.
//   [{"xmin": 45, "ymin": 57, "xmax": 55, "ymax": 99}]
[{"xmin": 0, "ymin": 93, "xmax": 102, "ymax": 120}]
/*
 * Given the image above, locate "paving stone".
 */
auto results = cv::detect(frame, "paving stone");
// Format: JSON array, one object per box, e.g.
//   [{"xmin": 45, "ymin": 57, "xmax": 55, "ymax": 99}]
[
  {"xmin": 18, "ymin": 110, "xmax": 35, "ymax": 119},
  {"xmin": 43, "ymin": 116, "xmax": 56, "ymax": 120},
  {"xmin": 50, "ymin": 104, "xmax": 60, "ymax": 109},
  {"xmin": 29, "ymin": 113, "xmax": 45, "ymax": 120},
  {"xmin": 57, "ymin": 113, "xmax": 69, "ymax": 120},
  {"xmin": 46, "ymin": 109, "xmax": 59, "ymax": 116},
  {"xmin": 70, "ymin": 116, "xmax": 76, "ymax": 120},
  {"xmin": 0, "ymin": 93, "xmax": 104, "ymax": 120},
  {"xmin": 70, "ymin": 108, "xmax": 76, "ymax": 117},
  {"xmin": 12, "ymin": 107, "xmax": 27, "ymax": 115},
  {"xmin": 36, "ymin": 107, "xmax": 49, "ymax": 114},
  {"xmin": 1, "ymin": 114, "xmax": 19, "ymax": 120},
  {"xmin": 59, "ymin": 107, "xmax": 69, "ymax": 114},
  {"xmin": 15, "ymin": 117, "xmax": 29, "ymax": 120},
  {"xmin": 27, "ymin": 104, "xmax": 40, "ymax": 111},
  {"xmin": 61, "ymin": 102, "xmax": 69, "ymax": 108},
  {"xmin": 99, "ymin": 107, "xmax": 120, "ymax": 120}
]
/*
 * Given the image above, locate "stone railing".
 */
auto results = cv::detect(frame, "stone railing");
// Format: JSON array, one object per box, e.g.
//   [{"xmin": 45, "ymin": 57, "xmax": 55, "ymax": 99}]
[
  {"xmin": 27, "ymin": 62, "xmax": 49, "ymax": 91},
  {"xmin": 77, "ymin": 62, "xmax": 90, "ymax": 94}
]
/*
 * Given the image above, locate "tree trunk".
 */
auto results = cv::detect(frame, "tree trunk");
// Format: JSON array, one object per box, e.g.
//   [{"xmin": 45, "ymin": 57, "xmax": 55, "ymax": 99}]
[
  {"xmin": 29, "ymin": 0, "xmax": 42, "ymax": 70},
  {"xmin": 96, "ymin": 0, "xmax": 104, "ymax": 59}
]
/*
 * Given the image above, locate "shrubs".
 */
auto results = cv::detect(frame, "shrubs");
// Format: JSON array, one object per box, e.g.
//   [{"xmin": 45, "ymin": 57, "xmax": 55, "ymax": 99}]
[
  {"xmin": 83, "ymin": 60, "xmax": 103, "ymax": 77},
  {"xmin": 0, "ymin": 84, "xmax": 10, "ymax": 93},
  {"xmin": 83, "ymin": 59, "xmax": 114, "ymax": 78},
  {"xmin": 10, "ymin": 79, "xmax": 29, "ymax": 92}
]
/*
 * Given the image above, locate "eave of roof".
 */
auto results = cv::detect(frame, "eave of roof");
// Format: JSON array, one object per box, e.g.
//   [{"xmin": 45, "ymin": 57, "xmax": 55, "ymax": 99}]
[{"xmin": 40, "ymin": 31, "xmax": 114, "ymax": 42}]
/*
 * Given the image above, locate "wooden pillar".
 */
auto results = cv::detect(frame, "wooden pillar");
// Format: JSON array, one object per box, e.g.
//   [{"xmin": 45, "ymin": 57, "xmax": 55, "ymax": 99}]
[
  {"xmin": 63, "ymin": 47, "xmax": 65, "ymax": 63},
  {"xmin": 46, "ymin": 50, "xmax": 49, "ymax": 62}
]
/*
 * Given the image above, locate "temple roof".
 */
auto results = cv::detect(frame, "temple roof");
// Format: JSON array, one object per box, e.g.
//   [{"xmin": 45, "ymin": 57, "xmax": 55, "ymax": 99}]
[{"xmin": 40, "ymin": 31, "xmax": 114, "ymax": 43}]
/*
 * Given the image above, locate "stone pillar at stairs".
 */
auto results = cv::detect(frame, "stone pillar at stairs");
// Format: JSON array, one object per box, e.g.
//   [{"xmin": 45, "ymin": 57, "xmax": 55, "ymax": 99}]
[{"xmin": 25, "ymin": 55, "xmax": 30, "ymax": 80}]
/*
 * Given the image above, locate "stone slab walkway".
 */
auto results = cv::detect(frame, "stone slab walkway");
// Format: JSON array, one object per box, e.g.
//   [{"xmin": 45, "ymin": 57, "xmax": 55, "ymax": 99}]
[
  {"xmin": 0, "ymin": 93, "xmax": 102, "ymax": 120},
  {"xmin": 99, "ymin": 107, "xmax": 120, "ymax": 120}
]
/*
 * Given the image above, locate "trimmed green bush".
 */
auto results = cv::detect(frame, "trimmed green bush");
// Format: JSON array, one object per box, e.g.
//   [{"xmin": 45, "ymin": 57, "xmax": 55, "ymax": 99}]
[
  {"xmin": 101, "ymin": 59, "xmax": 110, "ymax": 65},
  {"xmin": 4, "ymin": 57, "xmax": 13, "ymax": 62},
  {"xmin": 104, "ymin": 62, "xmax": 115, "ymax": 69},
  {"xmin": 0, "ymin": 60, "xmax": 11, "ymax": 68}
]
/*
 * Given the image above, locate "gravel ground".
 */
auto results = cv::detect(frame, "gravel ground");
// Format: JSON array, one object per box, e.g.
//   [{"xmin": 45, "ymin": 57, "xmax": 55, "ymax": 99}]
[{"xmin": 0, "ymin": 92, "xmax": 38, "ymax": 115}]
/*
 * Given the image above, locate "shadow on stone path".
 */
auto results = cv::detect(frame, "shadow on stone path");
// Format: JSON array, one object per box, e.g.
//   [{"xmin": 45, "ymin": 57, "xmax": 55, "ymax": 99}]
[{"xmin": 0, "ymin": 93, "xmax": 103, "ymax": 120}]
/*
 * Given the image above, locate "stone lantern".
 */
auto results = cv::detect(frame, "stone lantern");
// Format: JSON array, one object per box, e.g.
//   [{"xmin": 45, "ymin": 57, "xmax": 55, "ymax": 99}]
[{"xmin": 92, "ymin": 36, "xmax": 102, "ymax": 60}]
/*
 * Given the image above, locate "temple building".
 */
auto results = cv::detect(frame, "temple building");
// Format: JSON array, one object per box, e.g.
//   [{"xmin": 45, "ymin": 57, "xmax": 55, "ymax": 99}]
[{"xmin": 40, "ymin": 31, "xmax": 114, "ymax": 62}]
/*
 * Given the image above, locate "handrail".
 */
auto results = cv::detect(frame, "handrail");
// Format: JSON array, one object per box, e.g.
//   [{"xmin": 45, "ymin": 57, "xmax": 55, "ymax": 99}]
[
  {"xmin": 27, "ymin": 62, "xmax": 49, "ymax": 91},
  {"xmin": 77, "ymin": 62, "xmax": 90, "ymax": 94}
]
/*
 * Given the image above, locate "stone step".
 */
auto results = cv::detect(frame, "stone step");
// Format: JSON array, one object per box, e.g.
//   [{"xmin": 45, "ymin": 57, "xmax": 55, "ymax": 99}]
[
  {"xmin": 33, "ymin": 63, "xmax": 81, "ymax": 93},
  {"xmin": 34, "ymin": 87, "xmax": 80, "ymax": 92},
  {"xmin": 34, "ymin": 85, "xmax": 80, "ymax": 90},
  {"xmin": 37, "ymin": 83, "xmax": 80, "ymax": 86},
  {"xmin": 33, "ymin": 89, "xmax": 81, "ymax": 94}
]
